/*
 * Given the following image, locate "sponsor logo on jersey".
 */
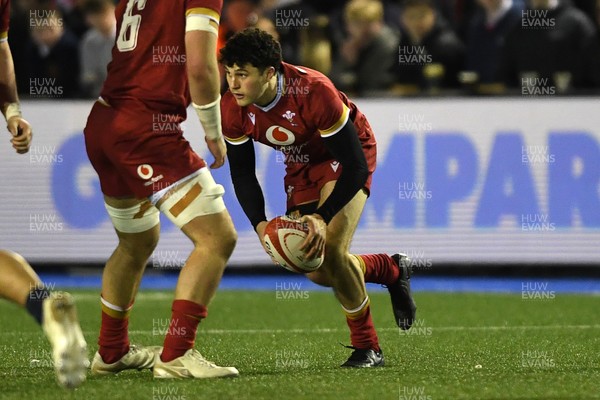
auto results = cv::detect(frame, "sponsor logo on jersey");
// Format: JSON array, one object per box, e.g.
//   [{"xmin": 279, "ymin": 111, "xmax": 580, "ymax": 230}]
[
  {"xmin": 330, "ymin": 161, "xmax": 340, "ymax": 172},
  {"xmin": 137, "ymin": 164, "xmax": 154, "ymax": 179},
  {"xmin": 266, "ymin": 125, "xmax": 295, "ymax": 146},
  {"xmin": 136, "ymin": 164, "xmax": 164, "ymax": 186},
  {"xmin": 248, "ymin": 112, "xmax": 256, "ymax": 125}
]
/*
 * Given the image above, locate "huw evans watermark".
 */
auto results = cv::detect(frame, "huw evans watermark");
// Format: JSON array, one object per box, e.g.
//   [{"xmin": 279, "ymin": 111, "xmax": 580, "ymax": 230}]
[
  {"xmin": 521, "ymin": 282, "xmax": 555, "ymax": 300},
  {"xmin": 275, "ymin": 281, "xmax": 309, "ymax": 300}
]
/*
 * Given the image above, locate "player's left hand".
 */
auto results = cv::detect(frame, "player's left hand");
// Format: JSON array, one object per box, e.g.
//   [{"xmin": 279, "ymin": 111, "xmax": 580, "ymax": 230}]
[
  {"xmin": 299, "ymin": 214, "xmax": 326, "ymax": 261},
  {"xmin": 206, "ymin": 136, "xmax": 226, "ymax": 169},
  {"xmin": 7, "ymin": 116, "xmax": 32, "ymax": 154}
]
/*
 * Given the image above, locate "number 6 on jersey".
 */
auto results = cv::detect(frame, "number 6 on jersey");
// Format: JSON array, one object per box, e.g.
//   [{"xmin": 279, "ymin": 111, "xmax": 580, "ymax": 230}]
[{"xmin": 116, "ymin": 0, "xmax": 147, "ymax": 52}]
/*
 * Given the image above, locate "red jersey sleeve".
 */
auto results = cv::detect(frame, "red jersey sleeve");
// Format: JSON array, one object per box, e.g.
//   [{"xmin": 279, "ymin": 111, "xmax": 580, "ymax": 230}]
[
  {"xmin": 0, "ymin": 0, "xmax": 9, "ymax": 42},
  {"xmin": 221, "ymin": 92, "xmax": 249, "ymax": 145},
  {"xmin": 307, "ymin": 79, "xmax": 350, "ymax": 138}
]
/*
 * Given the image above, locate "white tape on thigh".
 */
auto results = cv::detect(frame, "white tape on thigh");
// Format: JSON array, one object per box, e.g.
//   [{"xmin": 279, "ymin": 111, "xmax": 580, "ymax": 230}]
[
  {"xmin": 104, "ymin": 202, "xmax": 160, "ymax": 233},
  {"xmin": 158, "ymin": 170, "xmax": 226, "ymax": 228}
]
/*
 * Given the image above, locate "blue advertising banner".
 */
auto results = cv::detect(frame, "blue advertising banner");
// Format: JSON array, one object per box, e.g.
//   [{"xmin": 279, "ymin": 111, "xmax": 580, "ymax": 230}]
[{"xmin": 1, "ymin": 99, "xmax": 598, "ymax": 267}]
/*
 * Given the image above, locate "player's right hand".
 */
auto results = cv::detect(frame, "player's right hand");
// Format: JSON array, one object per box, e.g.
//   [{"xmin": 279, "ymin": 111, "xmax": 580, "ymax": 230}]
[
  {"xmin": 206, "ymin": 137, "xmax": 226, "ymax": 169},
  {"xmin": 7, "ymin": 116, "xmax": 32, "ymax": 154},
  {"xmin": 299, "ymin": 214, "xmax": 326, "ymax": 261}
]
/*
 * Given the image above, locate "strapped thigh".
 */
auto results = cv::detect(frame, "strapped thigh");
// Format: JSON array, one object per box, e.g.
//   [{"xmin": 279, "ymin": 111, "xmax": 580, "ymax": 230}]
[
  {"xmin": 153, "ymin": 168, "xmax": 226, "ymax": 228},
  {"xmin": 104, "ymin": 200, "xmax": 160, "ymax": 233}
]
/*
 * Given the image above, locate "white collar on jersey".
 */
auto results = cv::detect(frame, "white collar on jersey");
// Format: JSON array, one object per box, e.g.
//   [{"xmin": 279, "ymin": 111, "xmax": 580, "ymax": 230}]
[{"xmin": 253, "ymin": 72, "xmax": 284, "ymax": 112}]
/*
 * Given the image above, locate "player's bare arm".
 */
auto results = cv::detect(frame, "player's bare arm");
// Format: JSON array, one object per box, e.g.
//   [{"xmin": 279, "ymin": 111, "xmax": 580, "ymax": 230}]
[
  {"xmin": 0, "ymin": 40, "xmax": 32, "ymax": 154},
  {"xmin": 186, "ymin": 26, "xmax": 225, "ymax": 169}
]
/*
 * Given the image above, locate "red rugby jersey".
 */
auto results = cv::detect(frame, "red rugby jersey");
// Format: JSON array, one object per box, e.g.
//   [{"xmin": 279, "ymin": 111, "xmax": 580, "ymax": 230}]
[
  {"xmin": 221, "ymin": 62, "xmax": 377, "ymax": 181},
  {"xmin": 100, "ymin": 0, "xmax": 222, "ymax": 115},
  {"xmin": 0, "ymin": 0, "xmax": 9, "ymax": 43}
]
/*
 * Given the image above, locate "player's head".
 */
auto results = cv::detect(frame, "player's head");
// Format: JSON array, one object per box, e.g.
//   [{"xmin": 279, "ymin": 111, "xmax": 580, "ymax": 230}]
[{"xmin": 220, "ymin": 28, "xmax": 283, "ymax": 107}]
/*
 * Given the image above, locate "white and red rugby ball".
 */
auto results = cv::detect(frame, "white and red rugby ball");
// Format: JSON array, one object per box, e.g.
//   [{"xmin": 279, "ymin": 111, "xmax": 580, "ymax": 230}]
[{"xmin": 263, "ymin": 216, "xmax": 324, "ymax": 273}]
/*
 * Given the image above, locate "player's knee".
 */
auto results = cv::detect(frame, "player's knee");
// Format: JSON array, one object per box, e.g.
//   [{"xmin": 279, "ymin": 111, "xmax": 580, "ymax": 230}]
[
  {"xmin": 217, "ymin": 224, "xmax": 237, "ymax": 259},
  {"xmin": 0, "ymin": 250, "xmax": 28, "ymax": 269},
  {"xmin": 305, "ymin": 269, "xmax": 333, "ymax": 287},
  {"xmin": 118, "ymin": 231, "xmax": 159, "ymax": 260},
  {"xmin": 105, "ymin": 200, "xmax": 160, "ymax": 260},
  {"xmin": 0, "ymin": 250, "xmax": 17, "ymax": 263},
  {"xmin": 321, "ymin": 245, "xmax": 346, "ymax": 272},
  {"xmin": 318, "ymin": 248, "xmax": 357, "ymax": 283},
  {"xmin": 306, "ymin": 245, "xmax": 342, "ymax": 286},
  {"xmin": 188, "ymin": 220, "xmax": 237, "ymax": 263},
  {"xmin": 227, "ymin": 226, "xmax": 238, "ymax": 253}
]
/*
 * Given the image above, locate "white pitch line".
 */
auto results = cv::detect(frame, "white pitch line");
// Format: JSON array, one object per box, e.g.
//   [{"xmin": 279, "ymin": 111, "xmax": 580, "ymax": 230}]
[
  {"xmin": 70, "ymin": 292, "xmax": 173, "ymax": 300},
  {"xmin": 420, "ymin": 324, "xmax": 600, "ymax": 332},
  {"xmin": 128, "ymin": 324, "xmax": 600, "ymax": 335},
  {"xmin": 1, "ymin": 325, "xmax": 599, "ymax": 337}
]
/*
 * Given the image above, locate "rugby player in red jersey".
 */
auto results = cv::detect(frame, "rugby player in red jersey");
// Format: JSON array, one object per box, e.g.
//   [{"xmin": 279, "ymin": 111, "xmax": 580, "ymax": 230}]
[
  {"xmin": 220, "ymin": 28, "xmax": 417, "ymax": 367},
  {"xmin": 0, "ymin": 1, "xmax": 88, "ymax": 388},
  {"xmin": 84, "ymin": 0, "xmax": 238, "ymax": 378}
]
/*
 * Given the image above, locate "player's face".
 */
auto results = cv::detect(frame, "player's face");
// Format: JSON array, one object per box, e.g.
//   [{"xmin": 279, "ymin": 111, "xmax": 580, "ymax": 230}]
[{"xmin": 225, "ymin": 64, "xmax": 275, "ymax": 107}]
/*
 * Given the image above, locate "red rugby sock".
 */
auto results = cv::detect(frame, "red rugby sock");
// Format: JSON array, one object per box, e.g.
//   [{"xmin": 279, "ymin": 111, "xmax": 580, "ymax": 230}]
[
  {"xmin": 160, "ymin": 300, "xmax": 207, "ymax": 362},
  {"xmin": 98, "ymin": 297, "xmax": 131, "ymax": 364},
  {"xmin": 344, "ymin": 298, "xmax": 380, "ymax": 351},
  {"xmin": 355, "ymin": 254, "xmax": 399, "ymax": 285}
]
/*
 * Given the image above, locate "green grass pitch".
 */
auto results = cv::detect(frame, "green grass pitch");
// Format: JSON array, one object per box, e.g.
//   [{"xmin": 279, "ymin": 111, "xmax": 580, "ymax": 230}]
[{"xmin": 0, "ymin": 289, "xmax": 599, "ymax": 399}]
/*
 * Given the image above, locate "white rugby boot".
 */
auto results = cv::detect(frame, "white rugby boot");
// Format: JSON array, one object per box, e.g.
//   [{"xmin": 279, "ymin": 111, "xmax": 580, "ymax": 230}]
[
  {"xmin": 153, "ymin": 349, "xmax": 239, "ymax": 379},
  {"xmin": 91, "ymin": 345, "xmax": 161, "ymax": 375},
  {"xmin": 42, "ymin": 291, "xmax": 89, "ymax": 388}
]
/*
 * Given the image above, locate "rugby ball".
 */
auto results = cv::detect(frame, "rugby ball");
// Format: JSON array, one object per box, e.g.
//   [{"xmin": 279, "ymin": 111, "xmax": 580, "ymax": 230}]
[{"xmin": 263, "ymin": 216, "xmax": 324, "ymax": 273}]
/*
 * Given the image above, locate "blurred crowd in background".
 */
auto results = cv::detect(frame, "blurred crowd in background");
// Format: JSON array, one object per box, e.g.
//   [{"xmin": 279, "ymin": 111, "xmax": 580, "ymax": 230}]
[{"xmin": 10, "ymin": 0, "xmax": 600, "ymax": 98}]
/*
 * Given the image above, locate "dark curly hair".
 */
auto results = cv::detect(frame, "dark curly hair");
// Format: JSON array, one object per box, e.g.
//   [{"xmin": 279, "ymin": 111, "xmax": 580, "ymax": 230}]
[{"xmin": 219, "ymin": 28, "xmax": 282, "ymax": 73}]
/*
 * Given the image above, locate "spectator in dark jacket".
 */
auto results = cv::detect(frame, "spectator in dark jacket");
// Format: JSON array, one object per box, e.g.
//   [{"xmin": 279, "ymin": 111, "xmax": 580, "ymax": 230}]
[
  {"xmin": 394, "ymin": 0, "xmax": 465, "ymax": 91},
  {"xmin": 331, "ymin": 0, "xmax": 399, "ymax": 96},
  {"xmin": 466, "ymin": 0, "xmax": 523, "ymax": 83},
  {"xmin": 498, "ymin": 0, "xmax": 598, "ymax": 90},
  {"xmin": 28, "ymin": 8, "xmax": 80, "ymax": 98}
]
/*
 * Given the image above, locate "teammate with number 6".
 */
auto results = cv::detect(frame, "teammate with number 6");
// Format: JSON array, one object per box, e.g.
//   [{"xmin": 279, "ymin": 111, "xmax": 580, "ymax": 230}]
[
  {"xmin": 84, "ymin": 0, "xmax": 238, "ymax": 378},
  {"xmin": 221, "ymin": 28, "xmax": 417, "ymax": 367}
]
